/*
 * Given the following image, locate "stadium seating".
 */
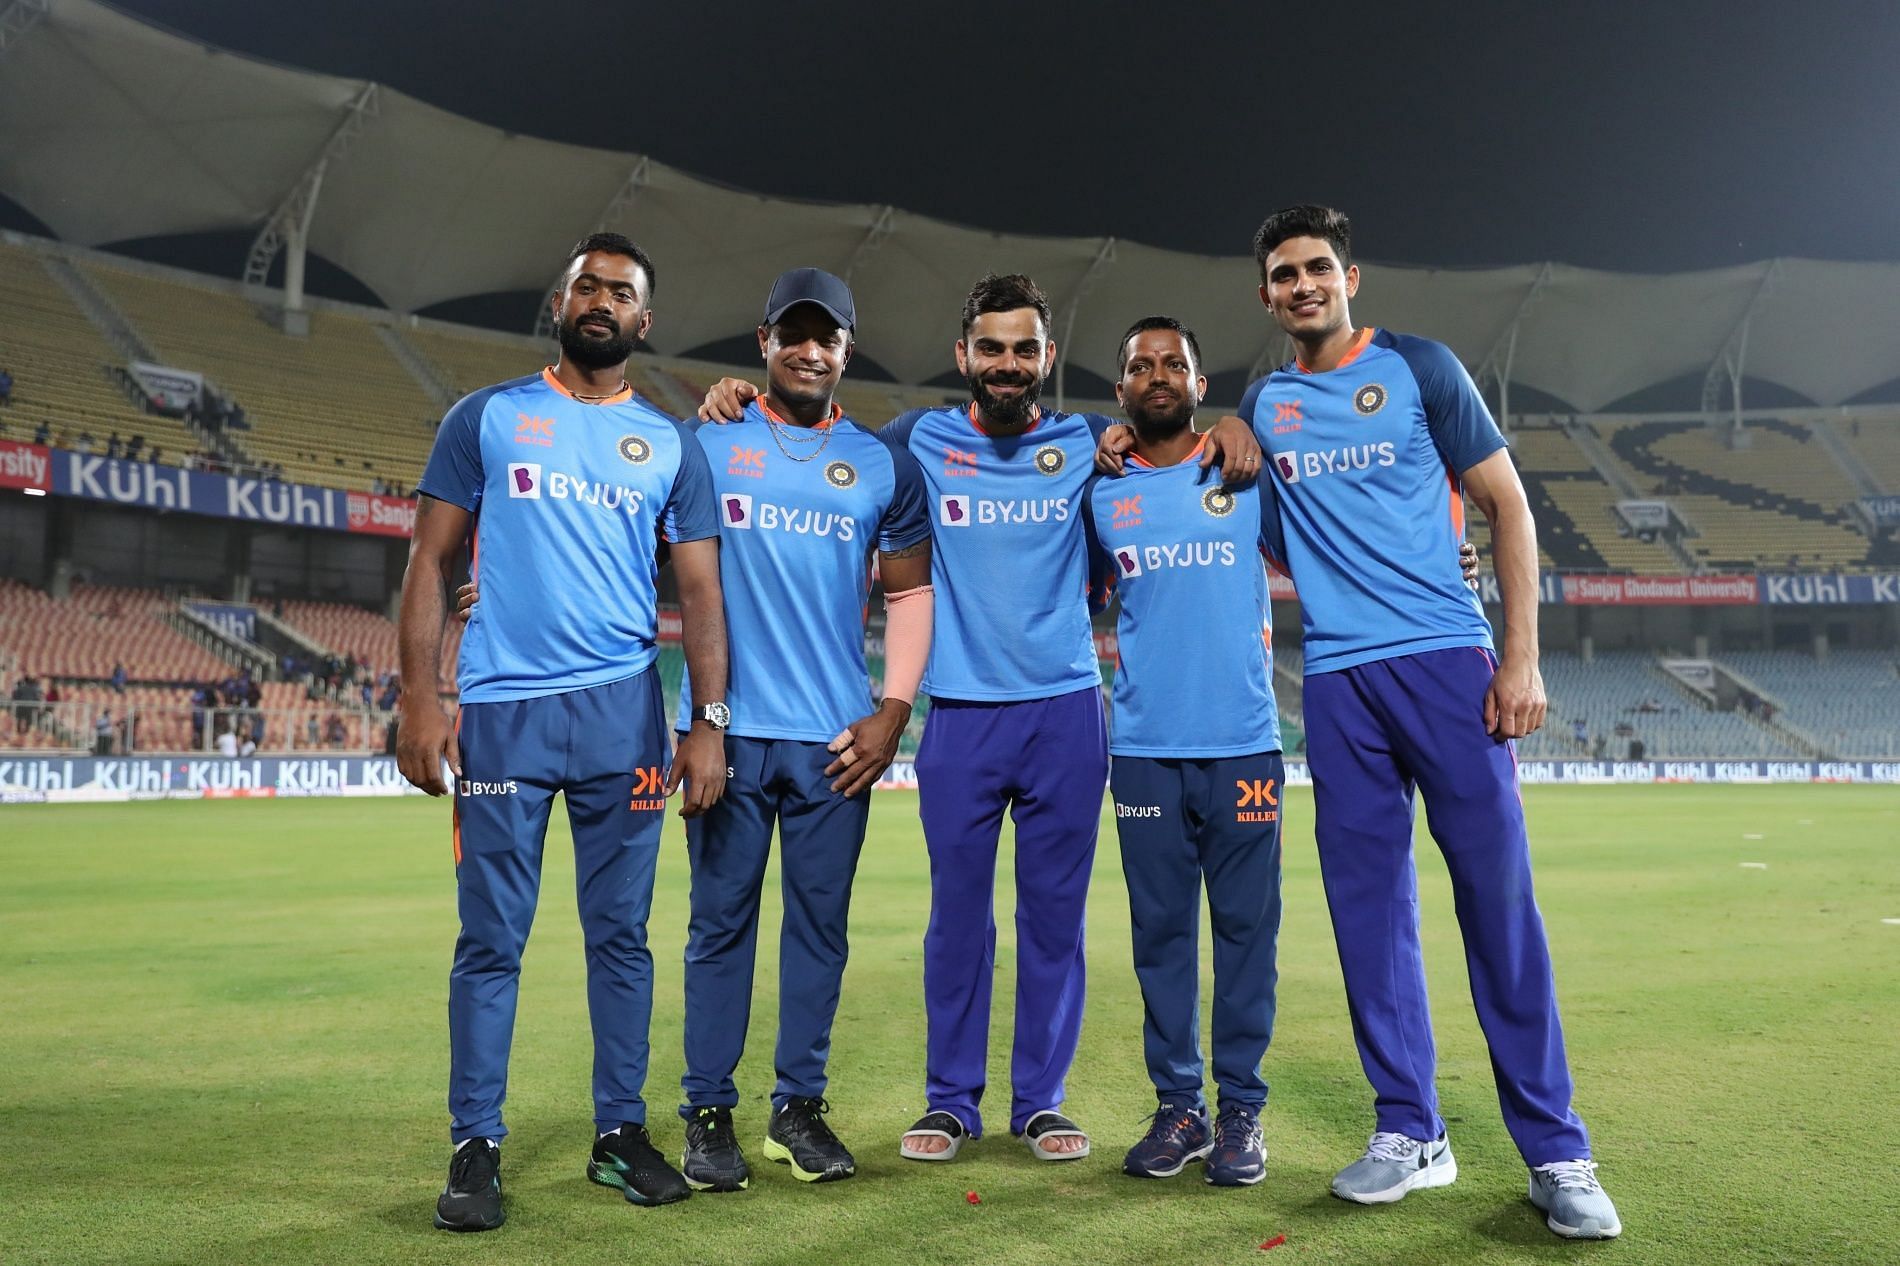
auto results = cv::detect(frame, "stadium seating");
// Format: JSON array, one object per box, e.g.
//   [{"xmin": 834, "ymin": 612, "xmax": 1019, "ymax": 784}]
[
  {"xmin": 274, "ymin": 598, "xmax": 458, "ymax": 693},
  {"xmin": 1717, "ymin": 650, "xmax": 1900, "ymax": 758},
  {"xmin": 0, "ymin": 580, "xmax": 229, "ymax": 683},
  {"xmin": 84, "ymin": 263, "xmax": 439, "ymax": 493},
  {"xmin": 1599, "ymin": 419, "xmax": 1876, "ymax": 571},
  {"xmin": 1519, "ymin": 651, "xmax": 1801, "ymax": 760},
  {"xmin": 1827, "ymin": 416, "xmax": 1900, "ymax": 494},
  {"xmin": 0, "ymin": 241, "xmax": 198, "ymax": 460}
]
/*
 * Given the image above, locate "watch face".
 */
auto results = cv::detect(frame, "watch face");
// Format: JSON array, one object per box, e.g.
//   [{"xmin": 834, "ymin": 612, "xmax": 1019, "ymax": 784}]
[{"xmin": 702, "ymin": 702, "xmax": 731, "ymax": 728}]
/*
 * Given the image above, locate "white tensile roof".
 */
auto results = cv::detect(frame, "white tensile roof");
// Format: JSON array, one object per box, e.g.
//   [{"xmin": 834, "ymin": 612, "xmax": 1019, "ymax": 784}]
[{"xmin": 2, "ymin": 0, "xmax": 1895, "ymax": 408}]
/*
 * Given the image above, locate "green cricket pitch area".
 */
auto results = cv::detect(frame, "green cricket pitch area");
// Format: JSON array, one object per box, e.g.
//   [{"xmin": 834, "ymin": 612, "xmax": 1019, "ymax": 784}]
[{"xmin": 3, "ymin": 786, "xmax": 1896, "ymax": 1265}]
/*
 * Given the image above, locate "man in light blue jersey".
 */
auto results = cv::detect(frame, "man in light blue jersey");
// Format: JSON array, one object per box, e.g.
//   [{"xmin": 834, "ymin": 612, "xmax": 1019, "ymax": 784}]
[
  {"xmin": 671, "ymin": 269, "xmax": 934, "ymax": 1190},
  {"xmin": 398, "ymin": 233, "xmax": 729, "ymax": 1228},
  {"xmin": 697, "ymin": 275, "xmax": 1265, "ymax": 1164},
  {"xmin": 1083, "ymin": 317, "xmax": 1284, "ymax": 1189}
]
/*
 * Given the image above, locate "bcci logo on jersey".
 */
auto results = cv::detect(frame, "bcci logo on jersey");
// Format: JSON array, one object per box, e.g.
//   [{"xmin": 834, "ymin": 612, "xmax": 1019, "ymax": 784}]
[
  {"xmin": 1034, "ymin": 445, "xmax": 1066, "ymax": 475},
  {"xmin": 617, "ymin": 434, "xmax": 653, "ymax": 464},
  {"xmin": 825, "ymin": 460, "xmax": 857, "ymax": 489},
  {"xmin": 1202, "ymin": 487, "xmax": 1236, "ymax": 517}
]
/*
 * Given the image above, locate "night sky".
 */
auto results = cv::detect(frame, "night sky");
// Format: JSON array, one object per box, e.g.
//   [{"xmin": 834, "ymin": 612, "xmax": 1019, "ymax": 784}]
[{"xmin": 5, "ymin": 0, "xmax": 1897, "ymax": 325}]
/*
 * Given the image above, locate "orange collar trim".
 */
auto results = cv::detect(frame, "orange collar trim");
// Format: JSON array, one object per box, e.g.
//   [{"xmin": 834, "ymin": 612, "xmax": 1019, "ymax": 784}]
[
  {"xmin": 1126, "ymin": 434, "xmax": 1208, "ymax": 469},
  {"xmin": 542, "ymin": 366, "xmax": 633, "ymax": 406},
  {"xmin": 1294, "ymin": 327, "xmax": 1376, "ymax": 375},
  {"xmin": 760, "ymin": 398, "xmax": 841, "ymax": 429},
  {"xmin": 968, "ymin": 401, "xmax": 1041, "ymax": 436}
]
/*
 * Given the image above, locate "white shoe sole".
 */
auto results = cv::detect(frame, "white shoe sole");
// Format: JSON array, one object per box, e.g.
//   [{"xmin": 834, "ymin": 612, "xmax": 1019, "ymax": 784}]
[
  {"xmin": 1332, "ymin": 1153, "xmax": 1458, "ymax": 1204},
  {"xmin": 1123, "ymin": 1143, "xmax": 1213, "ymax": 1178},
  {"xmin": 1530, "ymin": 1181, "xmax": 1621, "ymax": 1239}
]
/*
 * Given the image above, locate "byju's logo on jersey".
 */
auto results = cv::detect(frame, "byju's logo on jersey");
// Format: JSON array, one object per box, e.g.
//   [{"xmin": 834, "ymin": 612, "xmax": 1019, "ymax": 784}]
[
  {"xmin": 508, "ymin": 463, "xmax": 542, "ymax": 498},
  {"xmin": 938, "ymin": 495, "xmax": 1068, "ymax": 527},
  {"xmin": 723, "ymin": 494, "xmax": 754, "ymax": 528},
  {"xmin": 1114, "ymin": 546, "xmax": 1143, "ymax": 579},
  {"xmin": 507, "ymin": 462, "xmax": 648, "ymax": 514},
  {"xmin": 825, "ymin": 460, "xmax": 857, "ymax": 489},
  {"xmin": 1034, "ymin": 445, "xmax": 1066, "ymax": 476},
  {"xmin": 721, "ymin": 496, "xmax": 856, "ymax": 541},
  {"xmin": 1279, "ymin": 443, "xmax": 1399, "ymax": 482},
  {"xmin": 617, "ymin": 434, "xmax": 653, "ymax": 464},
  {"xmin": 458, "ymin": 778, "xmax": 520, "ymax": 796}
]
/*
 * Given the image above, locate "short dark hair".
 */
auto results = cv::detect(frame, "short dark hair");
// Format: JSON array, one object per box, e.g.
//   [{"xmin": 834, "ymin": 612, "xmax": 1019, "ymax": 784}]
[
  {"xmin": 1252, "ymin": 205, "xmax": 1352, "ymax": 282},
  {"xmin": 1117, "ymin": 315, "xmax": 1202, "ymax": 374},
  {"xmin": 566, "ymin": 232, "xmax": 657, "ymax": 299},
  {"xmin": 961, "ymin": 273, "xmax": 1052, "ymax": 338}
]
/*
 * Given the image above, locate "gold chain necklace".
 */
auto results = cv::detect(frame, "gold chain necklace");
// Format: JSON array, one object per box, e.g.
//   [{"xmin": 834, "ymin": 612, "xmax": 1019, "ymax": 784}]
[
  {"xmin": 572, "ymin": 380, "xmax": 628, "ymax": 403},
  {"xmin": 765, "ymin": 415, "xmax": 833, "ymax": 463}
]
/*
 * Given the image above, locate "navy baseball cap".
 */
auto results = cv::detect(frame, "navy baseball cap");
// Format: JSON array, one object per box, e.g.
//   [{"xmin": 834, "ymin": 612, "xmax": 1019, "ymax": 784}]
[{"xmin": 763, "ymin": 267, "xmax": 856, "ymax": 331}]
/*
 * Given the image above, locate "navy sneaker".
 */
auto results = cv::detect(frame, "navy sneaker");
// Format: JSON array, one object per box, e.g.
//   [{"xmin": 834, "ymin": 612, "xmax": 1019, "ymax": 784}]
[
  {"xmin": 434, "ymin": 1138, "xmax": 504, "ymax": 1231},
  {"xmin": 1205, "ymin": 1105, "xmax": 1266, "ymax": 1187},
  {"xmin": 1122, "ymin": 1104, "xmax": 1212, "ymax": 1178}
]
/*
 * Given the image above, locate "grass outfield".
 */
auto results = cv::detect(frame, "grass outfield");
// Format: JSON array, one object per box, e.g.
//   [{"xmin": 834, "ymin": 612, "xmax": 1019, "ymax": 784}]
[{"xmin": 2, "ymin": 787, "xmax": 1897, "ymax": 1265}]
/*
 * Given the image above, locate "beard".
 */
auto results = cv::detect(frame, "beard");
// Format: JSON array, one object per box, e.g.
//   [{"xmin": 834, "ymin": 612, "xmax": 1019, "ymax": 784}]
[
  {"xmin": 556, "ymin": 312, "xmax": 639, "ymax": 370},
  {"xmin": 967, "ymin": 368, "xmax": 1043, "ymax": 429},
  {"xmin": 1126, "ymin": 392, "xmax": 1197, "ymax": 442}
]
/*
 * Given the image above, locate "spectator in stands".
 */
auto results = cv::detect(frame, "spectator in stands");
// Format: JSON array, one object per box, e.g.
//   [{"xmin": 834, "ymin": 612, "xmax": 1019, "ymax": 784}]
[
  {"xmin": 94, "ymin": 709, "xmax": 113, "ymax": 756},
  {"xmin": 75, "ymin": 430, "xmax": 95, "ymax": 454},
  {"xmin": 126, "ymin": 434, "xmax": 144, "ymax": 460},
  {"xmin": 324, "ymin": 712, "xmax": 347, "ymax": 748},
  {"xmin": 1591, "ymin": 734, "xmax": 1608, "ymax": 759},
  {"xmin": 110, "ymin": 663, "xmax": 127, "ymax": 694},
  {"xmin": 1571, "ymin": 718, "xmax": 1588, "ymax": 748},
  {"xmin": 11, "ymin": 675, "xmax": 40, "ymax": 735},
  {"xmin": 106, "ymin": 432, "xmax": 123, "ymax": 459},
  {"xmin": 181, "ymin": 451, "xmax": 198, "ymax": 472},
  {"xmin": 304, "ymin": 714, "xmax": 321, "ymax": 748},
  {"xmin": 1628, "ymin": 738, "xmax": 1646, "ymax": 760},
  {"xmin": 0, "ymin": 367, "xmax": 12, "ymax": 406},
  {"xmin": 118, "ymin": 710, "xmax": 136, "ymax": 755},
  {"xmin": 215, "ymin": 723, "xmax": 238, "ymax": 758},
  {"xmin": 237, "ymin": 721, "xmax": 257, "ymax": 758},
  {"xmin": 33, "ymin": 419, "xmax": 50, "ymax": 444},
  {"xmin": 377, "ymin": 674, "xmax": 400, "ymax": 712},
  {"xmin": 190, "ymin": 685, "xmax": 210, "ymax": 748}
]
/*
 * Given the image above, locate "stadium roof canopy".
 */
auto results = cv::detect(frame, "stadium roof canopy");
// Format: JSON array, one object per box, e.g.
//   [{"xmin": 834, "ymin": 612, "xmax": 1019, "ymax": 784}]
[{"xmin": 2, "ymin": 0, "xmax": 1896, "ymax": 410}]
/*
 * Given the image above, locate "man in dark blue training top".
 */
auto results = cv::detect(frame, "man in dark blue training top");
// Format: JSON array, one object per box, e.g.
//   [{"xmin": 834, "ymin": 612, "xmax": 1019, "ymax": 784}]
[
  {"xmin": 1083, "ymin": 316, "xmax": 1285, "ymax": 1189},
  {"xmin": 698, "ymin": 275, "xmax": 1264, "ymax": 1164},
  {"xmin": 1104, "ymin": 206, "xmax": 1620, "ymax": 1238},
  {"xmin": 670, "ymin": 268, "xmax": 935, "ymax": 1190},
  {"xmin": 398, "ymin": 232, "xmax": 730, "ymax": 1229}
]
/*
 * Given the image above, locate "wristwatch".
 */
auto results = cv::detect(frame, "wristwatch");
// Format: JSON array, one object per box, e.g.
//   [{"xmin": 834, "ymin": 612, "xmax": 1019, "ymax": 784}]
[{"xmin": 694, "ymin": 702, "xmax": 731, "ymax": 731}]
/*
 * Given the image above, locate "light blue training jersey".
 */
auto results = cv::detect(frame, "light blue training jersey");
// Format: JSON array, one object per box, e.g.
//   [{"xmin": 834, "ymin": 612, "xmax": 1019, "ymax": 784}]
[
  {"xmin": 676, "ymin": 400, "xmax": 930, "ymax": 741},
  {"xmin": 1083, "ymin": 445, "xmax": 1282, "ymax": 758},
  {"xmin": 878, "ymin": 404, "xmax": 1111, "ymax": 701},
  {"xmin": 1239, "ymin": 328, "xmax": 1507, "ymax": 676},
  {"xmin": 417, "ymin": 369, "xmax": 717, "ymax": 704}
]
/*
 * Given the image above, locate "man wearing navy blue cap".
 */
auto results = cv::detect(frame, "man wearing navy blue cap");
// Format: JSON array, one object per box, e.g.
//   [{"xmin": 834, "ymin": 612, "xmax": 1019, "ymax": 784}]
[{"xmin": 670, "ymin": 267, "xmax": 935, "ymax": 1190}]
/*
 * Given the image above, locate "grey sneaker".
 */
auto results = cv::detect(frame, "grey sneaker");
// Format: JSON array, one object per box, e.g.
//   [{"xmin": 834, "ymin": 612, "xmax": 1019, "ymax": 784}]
[
  {"xmin": 1331, "ymin": 1131, "xmax": 1457, "ymax": 1204},
  {"xmin": 1529, "ymin": 1159, "xmax": 1622, "ymax": 1239}
]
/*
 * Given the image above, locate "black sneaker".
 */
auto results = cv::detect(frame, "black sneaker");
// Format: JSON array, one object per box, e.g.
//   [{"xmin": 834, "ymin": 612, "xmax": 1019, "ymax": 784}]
[
  {"xmin": 434, "ymin": 1138, "xmax": 504, "ymax": 1231},
  {"xmin": 1205, "ymin": 1105, "xmax": 1267, "ymax": 1187},
  {"xmin": 681, "ymin": 1105, "xmax": 751, "ymax": 1192},
  {"xmin": 587, "ymin": 1124, "xmax": 692, "ymax": 1206},
  {"xmin": 763, "ymin": 1096, "xmax": 856, "ymax": 1183}
]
